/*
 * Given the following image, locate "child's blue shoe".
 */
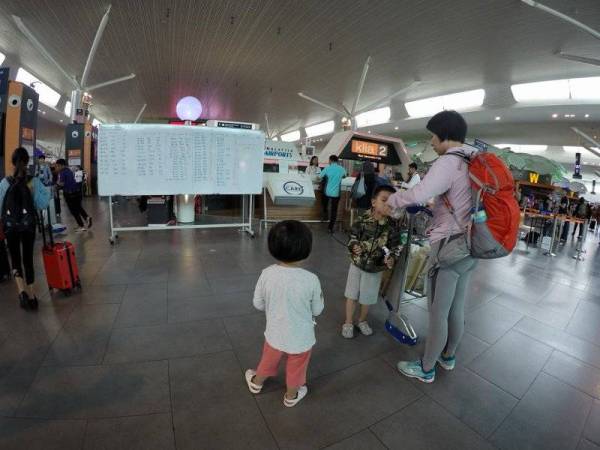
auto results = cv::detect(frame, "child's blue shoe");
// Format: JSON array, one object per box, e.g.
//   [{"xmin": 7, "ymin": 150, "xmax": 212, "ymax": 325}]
[
  {"xmin": 397, "ymin": 360, "xmax": 435, "ymax": 383},
  {"xmin": 437, "ymin": 354, "xmax": 456, "ymax": 371}
]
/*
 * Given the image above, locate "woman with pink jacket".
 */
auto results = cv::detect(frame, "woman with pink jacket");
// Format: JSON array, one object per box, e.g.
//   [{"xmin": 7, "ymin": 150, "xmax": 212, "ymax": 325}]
[{"xmin": 385, "ymin": 110, "xmax": 477, "ymax": 383}]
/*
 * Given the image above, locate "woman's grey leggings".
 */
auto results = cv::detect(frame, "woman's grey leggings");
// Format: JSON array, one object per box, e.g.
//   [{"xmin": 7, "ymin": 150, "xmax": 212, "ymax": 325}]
[{"xmin": 422, "ymin": 249, "xmax": 477, "ymax": 372}]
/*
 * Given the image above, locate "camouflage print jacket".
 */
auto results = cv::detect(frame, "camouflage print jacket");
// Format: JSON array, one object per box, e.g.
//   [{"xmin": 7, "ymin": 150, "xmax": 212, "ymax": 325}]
[{"xmin": 347, "ymin": 211, "xmax": 401, "ymax": 273}]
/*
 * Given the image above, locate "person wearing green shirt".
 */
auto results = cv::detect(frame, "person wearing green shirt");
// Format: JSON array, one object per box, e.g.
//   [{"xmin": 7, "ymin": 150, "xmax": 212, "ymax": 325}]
[{"xmin": 319, "ymin": 155, "xmax": 347, "ymax": 233}]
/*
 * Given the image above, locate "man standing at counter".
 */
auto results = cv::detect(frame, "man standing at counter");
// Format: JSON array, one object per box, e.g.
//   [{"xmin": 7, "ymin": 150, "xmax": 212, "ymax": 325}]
[
  {"xmin": 401, "ymin": 162, "xmax": 421, "ymax": 189},
  {"xmin": 320, "ymin": 155, "xmax": 347, "ymax": 233},
  {"xmin": 384, "ymin": 110, "xmax": 476, "ymax": 384}
]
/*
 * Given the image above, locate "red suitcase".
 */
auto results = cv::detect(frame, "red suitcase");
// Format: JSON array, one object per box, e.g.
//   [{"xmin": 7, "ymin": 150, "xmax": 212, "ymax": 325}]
[{"xmin": 40, "ymin": 210, "xmax": 81, "ymax": 295}]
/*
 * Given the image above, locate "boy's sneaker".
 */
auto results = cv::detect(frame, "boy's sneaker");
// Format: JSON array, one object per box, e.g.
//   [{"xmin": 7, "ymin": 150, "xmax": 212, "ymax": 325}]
[
  {"xmin": 437, "ymin": 354, "xmax": 456, "ymax": 371},
  {"xmin": 357, "ymin": 321, "xmax": 373, "ymax": 336},
  {"xmin": 341, "ymin": 323, "xmax": 354, "ymax": 339},
  {"xmin": 283, "ymin": 386, "xmax": 308, "ymax": 407},
  {"xmin": 397, "ymin": 360, "xmax": 435, "ymax": 383},
  {"xmin": 86, "ymin": 217, "xmax": 93, "ymax": 229},
  {"xmin": 244, "ymin": 369, "xmax": 262, "ymax": 394}
]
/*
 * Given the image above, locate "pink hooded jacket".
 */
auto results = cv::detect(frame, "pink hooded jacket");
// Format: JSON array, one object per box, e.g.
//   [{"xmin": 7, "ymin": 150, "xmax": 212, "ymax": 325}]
[{"xmin": 386, "ymin": 145, "xmax": 476, "ymax": 244}]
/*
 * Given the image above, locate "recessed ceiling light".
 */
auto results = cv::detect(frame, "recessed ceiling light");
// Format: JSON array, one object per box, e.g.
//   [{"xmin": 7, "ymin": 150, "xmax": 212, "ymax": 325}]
[
  {"xmin": 552, "ymin": 113, "xmax": 558, "ymax": 118},
  {"xmin": 564, "ymin": 114, "xmax": 569, "ymax": 118},
  {"xmin": 394, "ymin": 126, "xmax": 399, "ymax": 130},
  {"xmin": 495, "ymin": 116, "xmax": 501, "ymax": 121},
  {"xmin": 59, "ymin": 119, "xmax": 63, "ymax": 123},
  {"xmin": 585, "ymin": 114, "xmax": 590, "ymax": 118},
  {"xmin": 367, "ymin": 130, "xmax": 371, "ymax": 134}
]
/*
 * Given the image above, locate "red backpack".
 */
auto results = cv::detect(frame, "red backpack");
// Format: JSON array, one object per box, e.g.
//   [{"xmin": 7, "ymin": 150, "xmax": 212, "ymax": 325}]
[{"xmin": 447, "ymin": 152, "xmax": 521, "ymax": 259}]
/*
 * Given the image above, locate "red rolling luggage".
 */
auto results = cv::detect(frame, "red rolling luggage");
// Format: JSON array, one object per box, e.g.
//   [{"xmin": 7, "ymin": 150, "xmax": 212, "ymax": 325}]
[{"xmin": 40, "ymin": 209, "xmax": 81, "ymax": 295}]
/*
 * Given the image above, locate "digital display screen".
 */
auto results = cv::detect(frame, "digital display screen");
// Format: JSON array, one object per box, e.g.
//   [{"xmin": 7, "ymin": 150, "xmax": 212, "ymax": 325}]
[{"xmin": 351, "ymin": 140, "xmax": 389, "ymax": 158}]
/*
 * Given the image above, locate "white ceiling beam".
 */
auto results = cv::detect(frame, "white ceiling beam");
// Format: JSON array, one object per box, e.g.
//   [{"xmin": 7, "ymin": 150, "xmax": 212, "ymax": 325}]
[
  {"xmin": 134, "ymin": 103, "xmax": 147, "ymax": 123},
  {"xmin": 556, "ymin": 52, "xmax": 600, "ymax": 67},
  {"xmin": 297, "ymin": 92, "xmax": 347, "ymax": 117},
  {"xmin": 12, "ymin": 15, "xmax": 79, "ymax": 88},
  {"xmin": 356, "ymin": 80, "xmax": 421, "ymax": 115},
  {"xmin": 85, "ymin": 73, "xmax": 135, "ymax": 91},
  {"xmin": 264, "ymin": 113, "xmax": 272, "ymax": 138},
  {"xmin": 80, "ymin": 5, "xmax": 112, "ymax": 88},
  {"xmin": 571, "ymin": 127, "xmax": 600, "ymax": 158},
  {"xmin": 521, "ymin": 0, "xmax": 600, "ymax": 40},
  {"xmin": 351, "ymin": 56, "xmax": 371, "ymax": 116}
]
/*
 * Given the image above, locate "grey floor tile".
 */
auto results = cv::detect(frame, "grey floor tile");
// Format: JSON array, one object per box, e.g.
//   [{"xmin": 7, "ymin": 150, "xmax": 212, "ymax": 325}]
[
  {"xmin": 515, "ymin": 317, "xmax": 600, "ymax": 369},
  {"xmin": 167, "ymin": 274, "xmax": 213, "ymax": 298},
  {"xmin": 18, "ymin": 361, "xmax": 170, "ymax": 419},
  {"xmin": 579, "ymin": 439, "xmax": 600, "ymax": 450},
  {"xmin": 417, "ymin": 366, "xmax": 518, "ymax": 437},
  {"xmin": 584, "ymin": 400, "xmax": 600, "ymax": 446},
  {"xmin": 208, "ymin": 273, "xmax": 261, "ymax": 295},
  {"xmin": 0, "ymin": 366, "xmax": 42, "ymax": 416},
  {"xmin": 84, "ymin": 413, "xmax": 175, "ymax": 450},
  {"xmin": 0, "ymin": 417, "xmax": 86, "ymax": 450},
  {"xmin": 170, "ymin": 351, "xmax": 277, "ymax": 450},
  {"xmin": 491, "ymin": 372, "xmax": 592, "ymax": 450},
  {"xmin": 566, "ymin": 300, "xmax": 600, "ymax": 346},
  {"xmin": 370, "ymin": 396, "xmax": 495, "ymax": 450},
  {"xmin": 537, "ymin": 284, "xmax": 584, "ymax": 317},
  {"xmin": 468, "ymin": 330, "xmax": 553, "ymax": 398},
  {"xmin": 323, "ymin": 429, "xmax": 386, "ymax": 449},
  {"xmin": 168, "ymin": 291, "xmax": 256, "ymax": 323},
  {"xmin": 466, "ymin": 302, "xmax": 523, "ymax": 344},
  {"xmin": 455, "ymin": 333, "xmax": 490, "ymax": 367},
  {"xmin": 103, "ymin": 319, "xmax": 231, "ymax": 363},
  {"xmin": 223, "ymin": 313, "xmax": 266, "ymax": 349},
  {"xmin": 493, "ymin": 293, "xmax": 571, "ymax": 329},
  {"xmin": 114, "ymin": 284, "xmax": 168, "ymax": 328},
  {"xmin": 77, "ymin": 285, "xmax": 127, "ymax": 304},
  {"xmin": 255, "ymin": 358, "xmax": 422, "ymax": 449},
  {"xmin": 43, "ymin": 304, "xmax": 119, "ymax": 366},
  {"xmin": 544, "ymin": 351, "xmax": 600, "ymax": 400}
]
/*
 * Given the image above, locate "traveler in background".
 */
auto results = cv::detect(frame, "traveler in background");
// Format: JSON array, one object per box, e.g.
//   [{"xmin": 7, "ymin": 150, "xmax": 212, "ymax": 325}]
[
  {"xmin": 36, "ymin": 154, "xmax": 53, "ymax": 186},
  {"xmin": 558, "ymin": 196, "xmax": 570, "ymax": 243},
  {"xmin": 354, "ymin": 161, "xmax": 377, "ymax": 214},
  {"xmin": 56, "ymin": 159, "xmax": 92, "ymax": 232},
  {"xmin": 305, "ymin": 156, "xmax": 321, "ymax": 178},
  {"xmin": 51, "ymin": 164, "xmax": 62, "ymax": 219},
  {"xmin": 401, "ymin": 162, "xmax": 421, "ymax": 189},
  {"xmin": 385, "ymin": 110, "xmax": 477, "ymax": 383},
  {"xmin": 319, "ymin": 155, "xmax": 347, "ymax": 233},
  {"xmin": 0, "ymin": 147, "xmax": 50, "ymax": 310},
  {"xmin": 74, "ymin": 166, "xmax": 84, "ymax": 197},
  {"xmin": 245, "ymin": 220, "xmax": 324, "ymax": 408},
  {"xmin": 572, "ymin": 197, "xmax": 588, "ymax": 240}
]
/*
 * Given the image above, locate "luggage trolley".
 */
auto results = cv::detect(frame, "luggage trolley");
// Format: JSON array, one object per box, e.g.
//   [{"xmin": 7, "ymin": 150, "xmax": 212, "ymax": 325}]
[{"xmin": 382, "ymin": 206, "xmax": 432, "ymax": 346}]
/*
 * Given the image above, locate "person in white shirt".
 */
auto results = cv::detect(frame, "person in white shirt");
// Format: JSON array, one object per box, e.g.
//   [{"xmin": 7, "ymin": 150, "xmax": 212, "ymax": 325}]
[
  {"xmin": 305, "ymin": 155, "xmax": 321, "ymax": 178},
  {"xmin": 74, "ymin": 166, "xmax": 84, "ymax": 196},
  {"xmin": 401, "ymin": 162, "xmax": 421, "ymax": 189},
  {"xmin": 244, "ymin": 220, "xmax": 324, "ymax": 408}
]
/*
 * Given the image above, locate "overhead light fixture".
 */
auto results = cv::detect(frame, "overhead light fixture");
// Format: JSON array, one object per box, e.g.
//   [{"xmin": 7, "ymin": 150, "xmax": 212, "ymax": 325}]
[
  {"xmin": 367, "ymin": 130, "xmax": 372, "ymax": 134},
  {"xmin": 585, "ymin": 114, "xmax": 590, "ymax": 118},
  {"xmin": 281, "ymin": 130, "xmax": 300, "ymax": 142},
  {"xmin": 355, "ymin": 106, "xmax": 391, "ymax": 127},
  {"xmin": 511, "ymin": 76, "xmax": 600, "ymax": 104},
  {"xmin": 15, "ymin": 67, "xmax": 61, "ymax": 107},
  {"xmin": 394, "ymin": 126, "xmax": 399, "ymax": 130},
  {"xmin": 564, "ymin": 146, "xmax": 586, "ymax": 153},
  {"xmin": 552, "ymin": 113, "xmax": 558, "ymax": 118},
  {"xmin": 404, "ymin": 89, "xmax": 485, "ymax": 118},
  {"xmin": 272, "ymin": 136, "xmax": 279, "ymax": 141},
  {"xmin": 305, "ymin": 120, "xmax": 334, "ymax": 138},
  {"xmin": 0, "ymin": 51, "xmax": 5, "ymax": 66},
  {"xmin": 564, "ymin": 114, "xmax": 570, "ymax": 118},
  {"xmin": 64, "ymin": 100, "xmax": 72, "ymax": 116},
  {"xmin": 59, "ymin": 119, "xmax": 63, "ymax": 123},
  {"xmin": 495, "ymin": 116, "xmax": 501, "ymax": 121}
]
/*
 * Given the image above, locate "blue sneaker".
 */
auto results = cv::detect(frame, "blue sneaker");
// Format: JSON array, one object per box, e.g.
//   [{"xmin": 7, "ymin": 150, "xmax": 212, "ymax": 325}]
[
  {"xmin": 437, "ymin": 354, "xmax": 456, "ymax": 371},
  {"xmin": 397, "ymin": 360, "xmax": 435, "ymax": 383}
]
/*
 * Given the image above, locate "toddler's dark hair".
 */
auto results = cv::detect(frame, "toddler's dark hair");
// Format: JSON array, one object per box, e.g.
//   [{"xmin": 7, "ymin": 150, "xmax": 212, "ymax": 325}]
[{"xmin": 268, "ymin": 220, "xmax": 312, "ymax": 263}]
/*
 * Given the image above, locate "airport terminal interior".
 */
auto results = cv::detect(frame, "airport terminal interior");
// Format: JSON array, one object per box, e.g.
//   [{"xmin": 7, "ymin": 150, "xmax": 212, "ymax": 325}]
[{"xmin": 1, "ymin": 1, "xmax": 600, "ymax": 449}]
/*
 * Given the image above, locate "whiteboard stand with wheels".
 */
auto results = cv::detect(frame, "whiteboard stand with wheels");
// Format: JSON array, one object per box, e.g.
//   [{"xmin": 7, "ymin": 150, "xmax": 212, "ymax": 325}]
[{"xmin": 98, "ymin": 124, "xmax": 264, "ymax": 244}]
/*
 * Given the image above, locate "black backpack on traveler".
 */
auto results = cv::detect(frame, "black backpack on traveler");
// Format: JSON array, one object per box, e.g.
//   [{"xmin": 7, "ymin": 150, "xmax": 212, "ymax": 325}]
[{"xmin": 1, "ymin": 176, "xmax": 36, "ymax": 233}]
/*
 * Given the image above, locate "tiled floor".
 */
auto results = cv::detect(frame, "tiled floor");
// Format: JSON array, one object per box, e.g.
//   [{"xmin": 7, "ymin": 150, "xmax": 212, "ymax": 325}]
[{"xmin": 1, "ymin": 197, "xmax": 600, "ymax": 449}]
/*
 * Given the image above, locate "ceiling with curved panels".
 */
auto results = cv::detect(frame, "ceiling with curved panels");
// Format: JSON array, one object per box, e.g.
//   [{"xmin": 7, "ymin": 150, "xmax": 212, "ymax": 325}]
[{"xmin": 0, "ymin": 0, "xmax": 599, "ymax": 146}]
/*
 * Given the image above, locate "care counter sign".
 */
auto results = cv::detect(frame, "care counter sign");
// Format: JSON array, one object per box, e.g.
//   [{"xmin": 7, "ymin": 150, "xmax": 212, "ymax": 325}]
[{"xmin": 266, "ymin": 174, "xmax": 316, "ymax": 206}]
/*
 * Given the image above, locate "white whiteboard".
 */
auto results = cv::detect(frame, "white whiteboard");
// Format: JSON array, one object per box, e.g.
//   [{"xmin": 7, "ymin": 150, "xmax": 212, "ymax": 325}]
[{"xmin": 97, "ymin": 124, "xmax": 265, "ymax": 195}]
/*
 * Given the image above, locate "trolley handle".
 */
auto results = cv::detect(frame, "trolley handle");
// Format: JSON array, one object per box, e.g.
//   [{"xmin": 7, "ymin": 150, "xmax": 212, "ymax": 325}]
[{"xmin": 406, "ymin": 205, "xmax": 433, "ymax": 217}]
